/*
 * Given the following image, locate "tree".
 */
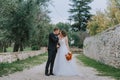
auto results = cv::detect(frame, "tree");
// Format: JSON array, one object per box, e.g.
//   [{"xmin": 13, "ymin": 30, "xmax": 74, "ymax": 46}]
[
  {"xmin": 0, "ymin": 0, "xmax": 50, "ymax": 52},
  {"xmin": 30, "ymin": 19, "xmax": 51, "ymax": 50},
  {"xmin": 87, "ymin": 11, "xmax": 111, "ymax": 35},
  {"xmin": 107, "ymin": 0, "xmax": 120, "ymax": 25},
  {"xmin": 29, "ymin": 0, "xmax": 51, "ymax": 50},
  {"xmin": 69, "ymin": 0, "xmax": 93, "ymax": 31},
  {"xmin": 0, "ymin": 0, "xmax": 16, "ymax": 52},
  {"xmin": 56, "ymin": 22, "xmax": 70, "ymax": 32},
  {"xmin": 87, "ymin": 0, "xmax": 120, "ymax": 35}
]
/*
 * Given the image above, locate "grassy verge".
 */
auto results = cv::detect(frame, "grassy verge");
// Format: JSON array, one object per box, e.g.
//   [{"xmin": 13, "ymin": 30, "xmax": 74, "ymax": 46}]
[
  {"xmin": 7, "ymin": 47, "xmax": 32, "ymax": 52},
  {"xmin": 77, "ymin": 54, "xmax": 120, "ymax": 80},
  {"xmin": 0, "ymin": 53, "xmax": 48, "ymax": 77}
]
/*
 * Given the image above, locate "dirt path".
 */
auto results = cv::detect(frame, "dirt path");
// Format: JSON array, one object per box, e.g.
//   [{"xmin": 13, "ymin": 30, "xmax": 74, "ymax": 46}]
[{"xmin": 0, "ymin": 55, "xmax": 115, "ymax": 80}]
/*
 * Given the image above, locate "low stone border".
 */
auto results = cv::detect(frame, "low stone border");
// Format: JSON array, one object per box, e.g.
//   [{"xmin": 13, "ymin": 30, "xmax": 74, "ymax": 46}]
[
  {"xmin": 70, "ymin": 47, "xmax": 83, "ymax": 52},
  {"xmin": 0, "ymin": 47, "xmax": 47, "ymax": 63}
]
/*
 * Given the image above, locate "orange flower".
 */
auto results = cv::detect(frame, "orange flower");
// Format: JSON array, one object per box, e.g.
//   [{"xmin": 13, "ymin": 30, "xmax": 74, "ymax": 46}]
[{"xmin": 65, "ymin": 52, "xmax": 72, "ymax": 61}]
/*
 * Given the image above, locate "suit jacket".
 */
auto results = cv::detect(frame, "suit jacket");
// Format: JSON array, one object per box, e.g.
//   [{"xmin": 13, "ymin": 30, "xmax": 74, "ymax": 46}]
[{"xmin": 48, "ymin": 33, "xmax": 59, "ymax": 51}]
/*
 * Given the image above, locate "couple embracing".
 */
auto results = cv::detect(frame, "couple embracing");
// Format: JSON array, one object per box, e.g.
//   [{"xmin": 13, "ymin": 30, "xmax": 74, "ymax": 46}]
[{"xmin": 45, "ymin": 28, "xmax": 78, "ymax": 76}]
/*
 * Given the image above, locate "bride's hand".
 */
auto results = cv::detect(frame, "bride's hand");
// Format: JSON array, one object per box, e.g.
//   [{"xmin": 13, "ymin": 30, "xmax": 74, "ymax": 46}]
[{"xmin": 68, "ymin": 51, "xmax": 72, "ymax": 54}]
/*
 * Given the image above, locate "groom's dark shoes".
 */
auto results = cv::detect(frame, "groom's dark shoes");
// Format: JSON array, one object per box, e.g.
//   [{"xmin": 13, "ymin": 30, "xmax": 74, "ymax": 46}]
[
  {"xmin": 45, "ymin": 73, "xmax": 54, "ymax": 76},
  {"xmin": 50, "ymin": 73, "xmax": 54, "ymax": 75},
  {"xmin": 45, "ymin": 73, "xmax": 50, "ymax": 76}
]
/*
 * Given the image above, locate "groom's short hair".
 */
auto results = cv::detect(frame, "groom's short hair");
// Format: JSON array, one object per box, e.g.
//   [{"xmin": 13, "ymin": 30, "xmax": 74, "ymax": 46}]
[{"xmin": 54, "ymin": 27, "xmax": 59, "ymax": 31}]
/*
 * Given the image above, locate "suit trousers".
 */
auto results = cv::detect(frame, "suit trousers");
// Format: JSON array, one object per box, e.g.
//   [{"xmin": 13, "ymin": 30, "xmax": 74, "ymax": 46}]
[{"xmin": 45, "ymin": 50, "xmax": 57, "ymax": 74}]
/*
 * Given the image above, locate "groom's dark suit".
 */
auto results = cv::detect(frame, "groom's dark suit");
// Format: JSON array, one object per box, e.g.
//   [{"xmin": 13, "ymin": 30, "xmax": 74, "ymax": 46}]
[{"xmin": 45, "ymin": 33, "xmax": 59, "ymax": 75}]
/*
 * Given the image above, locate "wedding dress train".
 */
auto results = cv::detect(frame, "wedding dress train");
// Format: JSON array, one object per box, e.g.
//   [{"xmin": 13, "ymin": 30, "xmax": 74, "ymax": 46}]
[{"xmin": 53, "ymin": 37, "xmax": 79, "ymax": 76}]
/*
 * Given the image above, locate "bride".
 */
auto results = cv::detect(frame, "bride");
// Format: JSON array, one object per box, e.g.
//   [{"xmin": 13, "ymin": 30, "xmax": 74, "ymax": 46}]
[{"xmin": 53, "ymin": 30, "xmax": 79, "ymax": 76}]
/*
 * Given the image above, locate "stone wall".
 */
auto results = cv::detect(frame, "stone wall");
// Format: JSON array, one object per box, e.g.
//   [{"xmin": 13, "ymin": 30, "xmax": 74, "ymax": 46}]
[
  {"xmin": 0, "ymin": 47, "xmax": 47, "ymax": 63},
  {"xmin": 71, "ymin": 47, "xmax": 83, "ymax": 52},
  {"xmin": 83, "ymin": 25, "xmax": 120, "ymax": 68}
]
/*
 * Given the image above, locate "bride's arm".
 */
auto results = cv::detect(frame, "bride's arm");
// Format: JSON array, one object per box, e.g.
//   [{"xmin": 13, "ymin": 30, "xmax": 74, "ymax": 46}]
[{"xmin": 65, "ymin": 36, "xmax": 70, "ymax": 51}]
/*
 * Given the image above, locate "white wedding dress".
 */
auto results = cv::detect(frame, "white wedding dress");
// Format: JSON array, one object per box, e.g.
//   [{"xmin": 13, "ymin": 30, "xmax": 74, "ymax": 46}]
[{"xmin": 53, "ymin": 37, "xmax": 79, "ymax": 76}]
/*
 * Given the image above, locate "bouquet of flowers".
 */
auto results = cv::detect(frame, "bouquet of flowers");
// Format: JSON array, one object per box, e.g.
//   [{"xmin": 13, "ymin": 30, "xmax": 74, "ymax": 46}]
[{"xmin": 65, "ymin": 52, "xmax": 72, "ymax": 61}]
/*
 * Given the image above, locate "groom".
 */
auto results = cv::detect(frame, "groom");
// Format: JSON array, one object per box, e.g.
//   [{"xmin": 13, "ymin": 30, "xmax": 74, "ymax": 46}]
[{"xmin": 45, "ymin": 28, "xmax": 60, "ymax": 76}]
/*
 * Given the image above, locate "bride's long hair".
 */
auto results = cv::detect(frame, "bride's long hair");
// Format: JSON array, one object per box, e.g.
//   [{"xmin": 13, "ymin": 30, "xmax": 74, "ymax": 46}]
[{"xmin": 61, "ymin": 30, "xmax": 67, "ymax": 37}]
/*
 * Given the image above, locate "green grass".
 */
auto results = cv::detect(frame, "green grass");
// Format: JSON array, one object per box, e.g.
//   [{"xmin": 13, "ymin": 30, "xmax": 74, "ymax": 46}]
[
  {"xmin": 23, "ymin": 47, "xmax": 31, "ymax": 51},
  {"xmin": 0, "ymin": 53, "xmax": 48, "ymax": 77},
  {"xmin": 7, "ymin": 47, "xmax": 32, "ymax": 52},
  {"xmin": 77, "ymin": 54, "xmax": 120, "ymax": 80},
  {"xmin": 6, "ymin": 47, "xmax": 13, "ymax": 52}
]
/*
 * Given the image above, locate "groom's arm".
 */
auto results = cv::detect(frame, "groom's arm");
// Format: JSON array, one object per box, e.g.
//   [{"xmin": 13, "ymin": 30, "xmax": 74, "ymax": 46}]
[{"xmin": 50, "ymin": 33, "xmax": 58, "ymax": 42}]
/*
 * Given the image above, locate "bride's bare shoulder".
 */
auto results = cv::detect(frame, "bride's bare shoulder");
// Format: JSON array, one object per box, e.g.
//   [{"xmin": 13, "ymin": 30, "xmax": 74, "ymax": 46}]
[{"xmin": 65, "ymin": 36, "xmax": 68, "ymax": 39}]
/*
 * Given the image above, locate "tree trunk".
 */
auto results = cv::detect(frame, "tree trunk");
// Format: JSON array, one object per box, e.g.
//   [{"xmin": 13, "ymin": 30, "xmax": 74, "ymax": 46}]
[
  {"xmin": 20, "ymin": 43, "xmax": 23, "ymax": 51},
  {"xmin": 0, "ymin": 42, "xmax": 4, "ymax": 52},
  {"xmin": 3, "ymin": 42, "xmax": 7, "ymax": 52},
  {"xmin": 13, "ymin": 42, "xmax": 19, "ymax": 52},
  {"xmin": 3, "ymin": 45, "xmax": 7, "ymax": 52}
]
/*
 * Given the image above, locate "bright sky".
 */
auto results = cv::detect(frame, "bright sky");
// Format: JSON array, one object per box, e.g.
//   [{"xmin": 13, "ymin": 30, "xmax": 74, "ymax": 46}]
[{"xmin": 48, "ymin": 0, "xmax": 108, "ymax": 24}]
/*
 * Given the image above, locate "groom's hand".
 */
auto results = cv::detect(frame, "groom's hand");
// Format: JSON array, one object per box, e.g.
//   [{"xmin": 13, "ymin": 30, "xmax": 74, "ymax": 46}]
[{"xmin": 57, "ymin": 44, "xmax": 60, "ymax": 48}]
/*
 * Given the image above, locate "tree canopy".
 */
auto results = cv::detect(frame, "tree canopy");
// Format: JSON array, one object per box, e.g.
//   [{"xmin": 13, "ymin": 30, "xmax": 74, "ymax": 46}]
[
  {"xmin": 0, "ymin": 0, "xmax": 51, "ymax": 52},
  {"xmin": 87, "ymin": 0, "xmax": 120, "ymax": 35},
  {"xmin": 69, "ymin": 0, "xmax": 93, "ymax": 31}
]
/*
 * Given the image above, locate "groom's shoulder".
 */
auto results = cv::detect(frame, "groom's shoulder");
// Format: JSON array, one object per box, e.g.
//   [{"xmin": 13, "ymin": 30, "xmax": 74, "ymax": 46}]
[{"xmin": 49, "ymin": 33, "xmax": 53, "ymax": 36}]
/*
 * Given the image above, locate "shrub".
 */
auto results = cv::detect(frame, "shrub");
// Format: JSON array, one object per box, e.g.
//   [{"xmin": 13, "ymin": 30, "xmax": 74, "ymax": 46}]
[{"xmin": 31, "ymin": 45, "xmax": 39, "ymax": 50}]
